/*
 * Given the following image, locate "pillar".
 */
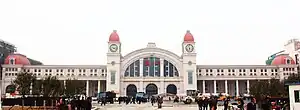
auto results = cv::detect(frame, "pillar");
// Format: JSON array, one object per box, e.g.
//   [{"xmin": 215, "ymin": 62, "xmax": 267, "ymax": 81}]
[
  {"xmin": 225, "ymin": 80, "xmax": 228, "ymax": 94},
  {"xmin": 160, "ymin": 59, "xmax": 164, "ymax": 93},
  {"xmin": 235, "ymin": 80, "xmax": 239, "ymax": 96},
  {"xmin": 86, "ymin": 80, "xmax": 89, "ymax": 96},
  {"xmin": 139, "ymin": 81, "xmax": 144, "ymax": 92},
  {"xmin": 202, "ymin": 80, "xmax": 205, "ymax": 93},
  {"xmin": 139, "ymin": 59, "xmax": 144, "ymax": 92},
  {"xmin": 160, "ymin": 59, "xmax": 164, "ymax": 77},
  {"xmin": 247, "ymin": 80, "xmax": 250, "ymax": 94},
  {"xmin": 30, "ymin": 83, "xmax": 33, "ymax": 95},
  {"xmin": 98, "ymin": 80, "xmax": 101, "ymax": 93},
  {"xmin": 139, "ymin": 59, "xmax": 143, "ymax": 77},
  {"xmin": 213, "ymin": 80, "xmax": 217, "ymax": 94},
  {"xmin": 64, "ymin": 80, "xmax": 66, "ymax": 89}
]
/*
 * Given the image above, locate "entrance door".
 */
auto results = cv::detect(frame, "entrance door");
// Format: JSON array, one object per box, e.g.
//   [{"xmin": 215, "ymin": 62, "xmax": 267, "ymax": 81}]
[
  {"xmin": 126, "ymin": 84, "xmax": 137, "ymax": 97},
  {"xmin": 145, "ymin": 83, "xmax": 158, "ymax": 96},
  {"xmin": 166, "ymin": 84, "xmax": 177, "ymax": 94}
]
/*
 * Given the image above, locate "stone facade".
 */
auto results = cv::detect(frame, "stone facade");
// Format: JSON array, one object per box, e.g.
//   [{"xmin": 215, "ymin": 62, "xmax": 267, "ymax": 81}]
[{"xmin": 1, "ymin": 31, "xmax": 300, "ymax": 97}]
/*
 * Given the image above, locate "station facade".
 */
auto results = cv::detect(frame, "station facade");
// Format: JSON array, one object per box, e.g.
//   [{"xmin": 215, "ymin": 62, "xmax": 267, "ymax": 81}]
[{"xmin": 1, "ymin": 31, "xmax": 299, "ymax": 97}]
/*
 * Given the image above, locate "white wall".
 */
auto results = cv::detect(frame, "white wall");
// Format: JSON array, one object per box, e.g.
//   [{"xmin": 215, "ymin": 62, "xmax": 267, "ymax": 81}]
[{"xmin": 289, "ymin": 85, "xmax": 300, "ymax": 110}]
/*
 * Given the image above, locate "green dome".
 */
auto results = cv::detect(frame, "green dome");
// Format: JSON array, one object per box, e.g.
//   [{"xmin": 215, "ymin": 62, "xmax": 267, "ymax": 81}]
[{"xmin": 266, "ymin": 54, "xmax": 277, "ymax": 65}]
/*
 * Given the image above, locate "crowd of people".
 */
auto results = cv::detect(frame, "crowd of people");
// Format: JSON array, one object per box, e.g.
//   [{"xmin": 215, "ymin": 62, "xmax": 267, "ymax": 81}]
[
  {"xmin": 54, "ymin": 94, "xmax": 289, "ymax": 110},
  {"xmin": 195, "ymin": 96, "xmax": 257, "ymax": 110}
]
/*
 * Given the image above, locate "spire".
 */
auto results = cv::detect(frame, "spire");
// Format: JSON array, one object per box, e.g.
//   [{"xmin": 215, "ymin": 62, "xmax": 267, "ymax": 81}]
[
  {"xmin": 184, "ymin": 30, "xmax": 194, "ymax": 42},
  {"xmin": 109, "ymin": 30, "xmax": 120, "ymax": 42}
]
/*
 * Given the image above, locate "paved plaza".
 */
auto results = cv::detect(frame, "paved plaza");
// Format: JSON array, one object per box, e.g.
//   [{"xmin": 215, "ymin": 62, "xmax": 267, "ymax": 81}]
[{"xmin": 92, "ymin": 102, "xmax": 224, "ymax": 110}]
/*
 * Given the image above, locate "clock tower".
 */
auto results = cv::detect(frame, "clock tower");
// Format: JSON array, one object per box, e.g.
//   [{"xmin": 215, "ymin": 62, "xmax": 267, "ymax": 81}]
[
  {"xmin": 182, "ymin": 30, "xmax": 197, "ymax": 93},
  {"xmin": 106, "ymin": 30, "xmax": 122, "ymax": 93}
]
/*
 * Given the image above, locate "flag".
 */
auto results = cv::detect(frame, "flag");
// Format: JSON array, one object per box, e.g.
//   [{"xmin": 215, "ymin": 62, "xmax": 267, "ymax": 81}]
[
  {"xmin": 155, "ymin": 61, "xmax": 160, "ymax": 65},
  {"xmin": 144, "ymin": 60, "xmax": 150, "ymax": 66}
]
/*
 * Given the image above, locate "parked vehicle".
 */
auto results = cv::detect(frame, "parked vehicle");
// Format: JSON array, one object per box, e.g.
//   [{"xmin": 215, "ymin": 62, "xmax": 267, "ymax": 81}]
[
  {"xmin": 136, "ymin": 92, "xmax": 148, "ymax": 102},
  {"xmin": 97, "ymin": 91, "xmax": 116, "ymax": 104}
]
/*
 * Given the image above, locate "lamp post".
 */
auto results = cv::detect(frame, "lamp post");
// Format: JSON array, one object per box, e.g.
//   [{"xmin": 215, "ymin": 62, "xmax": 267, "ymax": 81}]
[
  {"xmin": 0, "ymin": 53, "xmax": 3, "ymax": 110},
  {"xmin": 295, "ymin": 54, "xmax": 300, "ymax": 75}
]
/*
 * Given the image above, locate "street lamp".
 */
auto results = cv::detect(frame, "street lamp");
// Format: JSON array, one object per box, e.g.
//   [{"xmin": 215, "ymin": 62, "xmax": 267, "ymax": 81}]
[
  {"xmin": 295, "ymin": 54, "xmax": 300, "ymax": 75},
  {"xmin": 0, "ymin": 53, "xmax": 3, "ymax": 109}
]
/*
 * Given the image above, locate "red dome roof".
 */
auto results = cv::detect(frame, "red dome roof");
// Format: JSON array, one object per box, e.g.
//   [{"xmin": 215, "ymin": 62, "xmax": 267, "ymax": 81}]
[
  {"xmin": 184, "ymin": 30, "xmax": 194, "ymax": 42},
  {"xmin": 4, "ymin": 53, "xmax": 31, "ymax": 65},
  {"xmin": 271, "ymin": 54, "xmax": 295, "ymax": 65},
  {"xmin": 109, "ymin": 30, "xmax": 120, "ymax": 42}
]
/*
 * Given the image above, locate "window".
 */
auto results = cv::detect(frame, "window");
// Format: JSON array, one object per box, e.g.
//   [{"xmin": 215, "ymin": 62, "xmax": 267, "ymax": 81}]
[
  {"xmin": 295, "ymin": 90, "xmax": 300, "ymax": 102},
  {"xmin": 111, "ymin": 71, "xmax": 116, "ymax": 84},
  {"xmin": 287, "ymin": 59, "xmax": 291, "ymax": 64},
  {"xmin": 188, "ymin": 71, "xmax": 193, "ymax": 84},
  {"xmin": 9, "ymin": 58, "xmax": 15, "ymax": 65}
]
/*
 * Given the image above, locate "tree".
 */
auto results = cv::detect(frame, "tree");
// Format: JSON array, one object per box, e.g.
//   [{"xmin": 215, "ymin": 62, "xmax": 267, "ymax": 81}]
[
  {"xmin": 250, "ymin": 80, "xmax": 268, "ymax": 100},
  {"xmin": 268, "ymin": 78, "xmax": 287, "ymax": 97},
  {"xmin": 42, "ymin": 76, "xmax": 64, "ymax": 97},
  {"xmin": 13, "ymin": 72, "xmax": 36, "ymax": 108},
  {"xmin": 32, "ymin": 79, "xmax": 43, "ymax": 96},
  {"xmin": 13, "ymin": 72, "xmax": 36, "ymax": 97},
  {"xmin": 250, "ymin": 78, "xmax": 287, "ymax": 101},
  {"xmin": 285, "ymin": 74, "xmax": 300, "ymax": 84},
  {"xmin": 65, "ymin": 79, "xmax": 85, "ymax": 98}
]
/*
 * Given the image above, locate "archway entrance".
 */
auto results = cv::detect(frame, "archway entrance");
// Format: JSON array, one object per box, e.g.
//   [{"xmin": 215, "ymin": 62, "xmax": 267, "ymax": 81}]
[
  {"xmin": 146, "ymin": 83, "xmax": 158, "ymax": 96},
  {"xmin": 126, "ymin": 84, "xmax": 137, "ymax": 97},
  {"xmin": 166, "ymin": 84, "xmax": 177, "ymax": 94},
  {"xmin": 5, "ymin": 84, "xmax": 16, "ymax": 93}
]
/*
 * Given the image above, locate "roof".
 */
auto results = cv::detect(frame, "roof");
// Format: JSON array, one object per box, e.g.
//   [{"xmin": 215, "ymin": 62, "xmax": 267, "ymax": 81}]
[
  {"xmin": 183, "ymin": 30, "xmax": 194, "ymax": 42},
  {"xmin": 109, "ymin": 30, "xmax": 120, "ymax": 42}
]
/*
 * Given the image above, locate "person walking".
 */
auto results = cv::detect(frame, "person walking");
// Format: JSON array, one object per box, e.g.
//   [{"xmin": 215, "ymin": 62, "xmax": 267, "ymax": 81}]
[
  {"xmin": 196, "ymin": 97, "xmax": 204, "ymax": 110},
  {"xmin": 157, "ymin": 96, "xmax": 163, "ymax": 109},
  {"xmin": 247, "ymin": 98, "xmax": 256, "ymax": 110},
  {"xmin": 224, "ymin": 98, "xmax": 229, "ymax": 110},
  {"xmin": 151, "ymin": 96, "xmax": 155, "ymax": 106},
  {"xmin": 203, "ymin": 97, "xmax": 208, "ymax": 110}
]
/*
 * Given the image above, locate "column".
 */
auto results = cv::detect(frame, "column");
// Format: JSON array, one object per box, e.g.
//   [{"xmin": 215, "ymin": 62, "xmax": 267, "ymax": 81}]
[
  {"xmin": 225, "ymin": 80, "xmax": 228, "ymax": 94},
  {"xmin": 97, "ymin": 80, "xmax": 101, "ymax": 93},
  {"xmin": 86, "ymin": 80, "xmax": 89, "ymax": 96},
  {"xmin": 247, "ymin": 80, "xmax": 250, "ymax": 94},
  {"xmin": 30, "ymin": 83, "xmax": 33, "ymax": 95},
  {"xmin": 139, "ymin": 81, "xmax": 144, "ymax": 92},
  {"xmin": 159, "ymin": 59, "xmax": 164, "ymax": 93},
  {"xmin": 139, "ymin": 59, "xmax": 143, "ymax": 77},
  {"xmin": 213, "ymin": 80, "xmax": 217, "ymax": 94},
  {"xmin": 160, "ymin": 59, "xmax": 164, "ymax": 77},
  {"xmin": 202, "ymin": 80, "xmax": 205, "ymax": 93},
  {"xmin": 64, "ymin": 80, "xmax": 66, "ymax": 89},
  {"xmin": 139, "ymin": 59, "xmax": 144, "ymax": 92},
  {"xmin": 160, "ymin": 81, "xmax": 164, "ymax": 94},
  {"xmin": 235, "ymin": 80, "xmax": 239, "ymax": 96}
]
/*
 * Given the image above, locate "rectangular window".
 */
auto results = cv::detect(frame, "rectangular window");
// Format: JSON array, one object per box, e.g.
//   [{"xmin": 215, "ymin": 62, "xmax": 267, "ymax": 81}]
[
  {"xmin": 111, "ymin": 71, "xmax": 116, "ymax": 84},
  {"xmin": 295, "ymin": 90, "xmax": 300, "ymax": 103},
  {"xmin": 188, "ymin": 71, "xmax": 193, "ymax": 84}
]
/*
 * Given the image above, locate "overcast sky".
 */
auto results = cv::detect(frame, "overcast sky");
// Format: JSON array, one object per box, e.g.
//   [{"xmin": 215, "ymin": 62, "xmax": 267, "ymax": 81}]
[{"xmin": 0, "ymin": 0, "xmax": 299, "ymax": 65}]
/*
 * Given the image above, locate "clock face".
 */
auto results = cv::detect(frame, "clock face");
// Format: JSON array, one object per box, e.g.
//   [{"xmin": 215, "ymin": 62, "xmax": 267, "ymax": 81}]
[
  {"xmin": 110, "ymin": 44, "xmax": 118, "ymax": 52},
  {"xmin": 185, "ymin": 44, "xmax": 194, "ymax": 52}
]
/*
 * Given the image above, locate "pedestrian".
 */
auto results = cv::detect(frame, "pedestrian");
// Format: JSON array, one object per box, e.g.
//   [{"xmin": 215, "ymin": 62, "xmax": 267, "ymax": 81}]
[
  {"xmin": 247, "ymin": 97, "xmax": 256, "ymax": 110},
  {"xmin": 223, "ymin": 98, "xmax": 229, "ymax": 110},
  {"xmin": 151, "ymin": 96, "xmax": 155, "ymax": 106},
  {"xmin": 196, "ymin": 97, "xmax": 203, "ymax": 110},
  {"xmin": 203, "ymin": 97, "xmax": 208, "ymax": 110},
  {"xmin": 211, "ymin": 97, "xmax": 218, "ymax": 110},
  {"xmin": 157, "ymin": 96, "xmax": 163, "ymax": 109},
  {"xmin": 101, "ymin": 97, "xmax": 106, "ymax": 106}
]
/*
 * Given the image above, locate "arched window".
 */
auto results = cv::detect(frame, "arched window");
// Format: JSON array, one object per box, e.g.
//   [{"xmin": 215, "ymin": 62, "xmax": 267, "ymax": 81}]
[
  {"xmin": 124, "ymin": 57, "xmax": 179, "ymax": 77},
  {"xmin": 9, "ymin": 58, "xmax": 15, "ymax": 65},
  {"xmin": 143, "ymin": 57, "xmax": 161, "ymax": 77},
  {"xmin": 124, "ymin": 60, "xmax": 140, "ymax": 77}
]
